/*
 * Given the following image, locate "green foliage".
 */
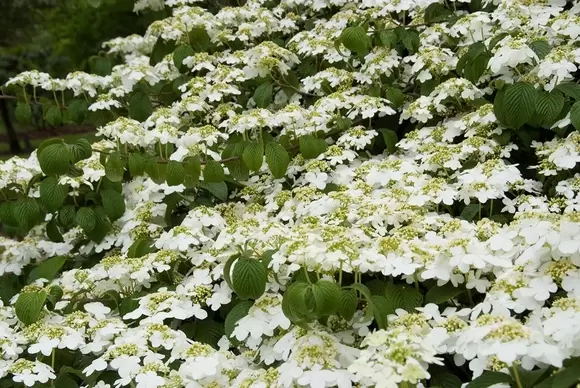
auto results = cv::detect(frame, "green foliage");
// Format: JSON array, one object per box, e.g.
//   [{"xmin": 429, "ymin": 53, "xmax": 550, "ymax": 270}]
[{"xmin": 231, "ymin": 258, "xmax": 268, "ymax": 300}]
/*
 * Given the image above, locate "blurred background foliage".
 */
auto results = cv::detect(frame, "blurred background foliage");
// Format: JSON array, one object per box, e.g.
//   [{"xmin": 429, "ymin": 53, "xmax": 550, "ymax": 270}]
[{"xmin": 0, "ymin": 0, "xmax": 166, "ymax": 156}]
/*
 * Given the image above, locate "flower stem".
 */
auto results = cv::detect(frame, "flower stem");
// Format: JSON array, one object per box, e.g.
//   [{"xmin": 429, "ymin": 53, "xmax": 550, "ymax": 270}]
[{"xmin": 512, "ymin": 364, "xmax": 523, "ymax": 388}]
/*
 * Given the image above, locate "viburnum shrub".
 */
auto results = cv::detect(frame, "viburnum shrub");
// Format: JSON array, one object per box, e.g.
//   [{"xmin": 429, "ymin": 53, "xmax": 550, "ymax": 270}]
[{"xmin": 3, "ymin": 0, "xmax": 580, "ymax": 387}]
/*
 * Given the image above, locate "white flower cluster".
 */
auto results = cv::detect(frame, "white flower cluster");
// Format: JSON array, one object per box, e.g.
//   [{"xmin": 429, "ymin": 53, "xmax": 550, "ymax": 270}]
[{"xmin": 3, "ymin": 0, "xmax": 580, "ymax": 387}]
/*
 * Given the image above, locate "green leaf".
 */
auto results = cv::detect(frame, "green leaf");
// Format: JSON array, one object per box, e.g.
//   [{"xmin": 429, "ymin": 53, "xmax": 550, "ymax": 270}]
[
  {"xmin": 225, "ymin": 301, "xmax": 253, "ymax": 338},
  {"xmin": 231, "ymin": 258, "xmax": 268, "ymax": 300},
  {"xmin": 15, "ymin": 197, "xmax": 41, "ymax": 232},
  {"xmin": 15, "ymin": 102, "xmax": 32, "ymax": 124},
  {"xmin": 311, "ymin": 280, "xmax": 340, "ymax": 317},
  {"xmin": 253, "ymin": 82, "xmax": 274, "ymax": 108},
  {"xmin": 76, "ymin": 207, "xmax": 96, "ymax": 232},
  {"xmin": 173, "ymin": 45, "xmax": 195, "ymax": 68},
  {"xmin": 384, "ymin": 283, "xmax": 423, "ymax": 313},
  {"xmin": 200, "ymin": 181, "xmax": 228, "ymax": 201},
  {"xmin": 502, "ymin": 82, "xmax": 537, "ymax": 129},
  {"xmin": 101, "ymin": 189, "xmax": 125, "ymax": 221},
  {"xmin": 402, "ymin": 30, "xmax": 420, "ymax": 53},
  {"xmin": 570, "ymin": 101, "xmax": 580, "ymax": 131},
  {"xmin": 203, "ymin": 160, "xmax": 226, "ymax": 183},
  {"xmin": 192, "ymin": 320, "xmax": 225, "ymax": 349},
  {"xmin": 28, "ymin": 256, "xmax": 68, "ymax": 283},
  {"xmin": 556, "ymin": 82, "xmax": 580, "ymax": 100},
  {"xmin": 223, "ymin": 254, "xmax": 240, "ymax": 288},
  {"xmin": 127, "ymin": 238, "xmax": 155, "ymax": 258},
  {"xmin": 460, "ymin": 203, "xmax": 480, "ymax": 221},
  {"xmin": 424, "ymin": 3, "xmax": 453, "ymax": 23},
  {"xmin": 242, "ymin": 142, "xmax": 264, "ymax": 171},
  {"xmin": 265, "ymin": 142, "xmax": 289, "ymax": 179},
  {"xmin": 38, "ymin": 143, "xmax": 71, "ymax": 176},
  {"xmin": 299, "ymin": 135, "xmax": 327, "ymax": 159},
  {"xmin": 528, "ymin": 40, "xmax": 551, "ymax": 60},
  {"xmin": 183, "ymin": 155, "xmax": 202, "ymax": 187},
  {"xmin": 150, "ymin": 38, "xmax": 175, "ymax": 65},
  {"xmin": 347, "ymin": 283, "xmax": 373, "ymax": 301},
  {"xmin": 425, "ymin": 283, "xmax": 464, "ymax": 304},
  {"xmin": 85, "ymin": 206, "xmax": 111, "ymax": 242},
  {"xmin": 338, "ymin": 289, "xmax": 358, "ymax": 321},
  {"xmin": 0, "ymin": 202, "xmax": 17, "ymax": 226},
  {"xmin": 463, "ymin": 53, "xmax": 490, "ymax": 84},
  {"xmin": 70, "ymin": 139, "xmax": 92, "ymax": 163},
  {"xmin": 166, "ymin": 161, "xmax": 185, "ymax": 186},
  {"xmin": 45, "ymin": 106, "xmax": 63, "ymax": 127},
  {"xmin": 53, "ymin": 374, "xmax": 79, "ymax": 388},
  {"xmin": 128, "ymin": 153, "xmax": 147, "ymax": 176},
  {"xmin": 105, "ymin": 152, "xmax": 125, "ymax": 182},
  {"xmin": 129, "ymin": 92, "xmax": 153, "ymax": 121},
  {"xmin": 0, "ymin": 274, "xmax": 18, "ymax": 305},
  {"xmin": 67, "ymin": 99, "xmax": 89, "ymax": 124},
  {"xmin": 370, "ymin": 295, "xmax": 390, "ymax": 329},
  {"xmin": 509, "ymin": 366, "xmax": 549, "ymax": 388},
  {"xmin": 39, "ymin": 177, "xmax": 68, "ymax": 212},
  {"xmin": 282, "ymin": 281, "xmax": 315, "ymax": 324},
  {"xmin": 46, "ymin": 218, "xmax": 64, "ymax": 242},
  {"xmin": 467, "ymin": 371, "xmax": 514, "ymax": 388},
  {"xmin": 377, "ymin": 30, "xmax": 398, "ymax": 49},
  {"xmin": 536, "ymin": 90, "xmax": 564, "ymax": 126},
  {"xmin": 89, "ymin": 56, "xmax": 112, "ymax": 76},
  {"xmin": 431, "ymin": 371, "xmax": 463, "ymax": 388},
  {"xmin": 340, "ymin": 26, "xmax": 371, "ymax": 55},
  {"xmin": 58, "ymin": 205, "xmax": 76, "ymax": 228},
  {"xmin": 188, "ymin": 28, "xmax": 211, "ymax": 52},
  {"xmin": 15, "ymin": 291, "xmax": 47, "ymax": 325},
  {"xmin": 379, "ymin": 128, "xmax": 398, "ymax": 154},
  {"xmin": 384, "ymin": 87, "xmax": 405, "ymax": 108}
]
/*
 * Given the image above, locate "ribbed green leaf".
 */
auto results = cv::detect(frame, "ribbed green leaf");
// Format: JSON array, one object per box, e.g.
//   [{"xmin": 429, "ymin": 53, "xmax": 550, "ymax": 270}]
[
  {"xmin": 46, "ymin": 218, "xmax": 64, "ymax": 242},
  {"xmin": 340, "ymin": 26, "xmax": 371, "ymax": 55},
  {"xmin": 45, "ymin": 106, "xmax": 62, "ymax": 127},
  {"xmin": 76, "ymin": 207, "xmax": 96, "ymax": 232},
  {"xmin": 536, "ymin": 90, "xmax": 564, "ymax": 126},
  {"xmin": 38, "ymin": 143, "xmax": 71, "ymax": 176},
  {"xmin": 39, "ymin": 176, "xmax": 68, "ymax": 212},
  {"xmin": 299, "ymin": 135, "xmax": 327, "ymax": 159},
  {"xmin": 528, "ymin": 40, "xmax": 551, "ymax": 60},
  {"xmin": 203, "ymin": 160, "xmax": 226, "ymax": 183},
  {"xmin": 253, "ymin": 82, "xmax": 274, "ymax": 108},
  {"xmin": 173, "ymin": 45, "xmax": 195, "ymax": 68},
  {"xmin": 58, "ymin": 205, "xmax": 76, "ymax": 228},
  {"xmin": 101, "ymin": 188, "xmax": 125, "ymax": 221},
  {"xmin": 129, "ymin": 92, "xmax": 153, "ymax": 121},
  {"xmin": 29, "ymin": 256, "xmax": 68, "ymax": 282},
  {"xmin": 311, "ymin": 280, "xmax": 340, "ymax": 317},
  {"xmin": 15, "ymin": 197, "xmax": 41, "ymax": 232},
  {"xmin": 242, "ymin": 142, "xmax": 264, "ymax": 171},
  {"xmin": 379, "ymin": 128, "xmax": 398, "ymax": 154},
  {"xmin": 67, "ymin": 99, "xmax": 89, "ymax": 124},
  {"xmin": 225, "ymin": 301, "xmax": 253, "ymax": 338},
  {"xmin": 502, "ymin": 82, "xmax": 537, "ymax": 129},
  {"xmin": 425, "ymin": 283, "xmax": 465, "ymax": 304},
  {"xmin": 15, "ymin": 102, "xmax": 32, "ymax": 124},
  {"xmin": 166, "ymin": 160, "xmax": 185, "ymax": 186},
  {"xmin": 70, "ymin": 138, "xmax": 92, "ymax": 162},
  {"xmin": 200, "ymin": 181, "xmax": 228, "ymax": 201},
  {"xmin": 15, "ymin": 291, "xmax": 47, "ymax": 325},
  {"xmin": 128, "ymin": 153, "xmax": 147, "ymax": 176},
  {"xmin": 105, "ymin": 152, "xmax": 125, "ymax": 182},
  {"xmin": 570, "ymin": 101, "xmax": 580, "ymax": 131},
  {"xmin": 85, "ymin": 206, "xmax": 112, "ymax": 242},
  {"xmin": 231, "ymin": 258, "xmax": 268, "ymax": 300},
  {"xmin": 339, "ymin": 289, "xmax": 358, "ymax": 321},
  {"xmin": 467, "ymin": 371, "xmax": 513, "ymax": 388},
  {"xmin": 265, "ymin": 142, "xmax": 289, "ymax": 179}
]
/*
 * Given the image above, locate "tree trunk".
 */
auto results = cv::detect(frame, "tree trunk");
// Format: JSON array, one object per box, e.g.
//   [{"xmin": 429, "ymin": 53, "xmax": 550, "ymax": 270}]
[{"xmin": 0, "ymin": 99, "xmax": 21, "ymax": 154}]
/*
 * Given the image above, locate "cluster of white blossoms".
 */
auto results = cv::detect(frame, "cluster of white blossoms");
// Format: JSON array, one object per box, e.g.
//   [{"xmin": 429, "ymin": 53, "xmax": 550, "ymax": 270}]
[{"xmin": 3, "ymin": 0, "xmax": 580, "ymax": 387}]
